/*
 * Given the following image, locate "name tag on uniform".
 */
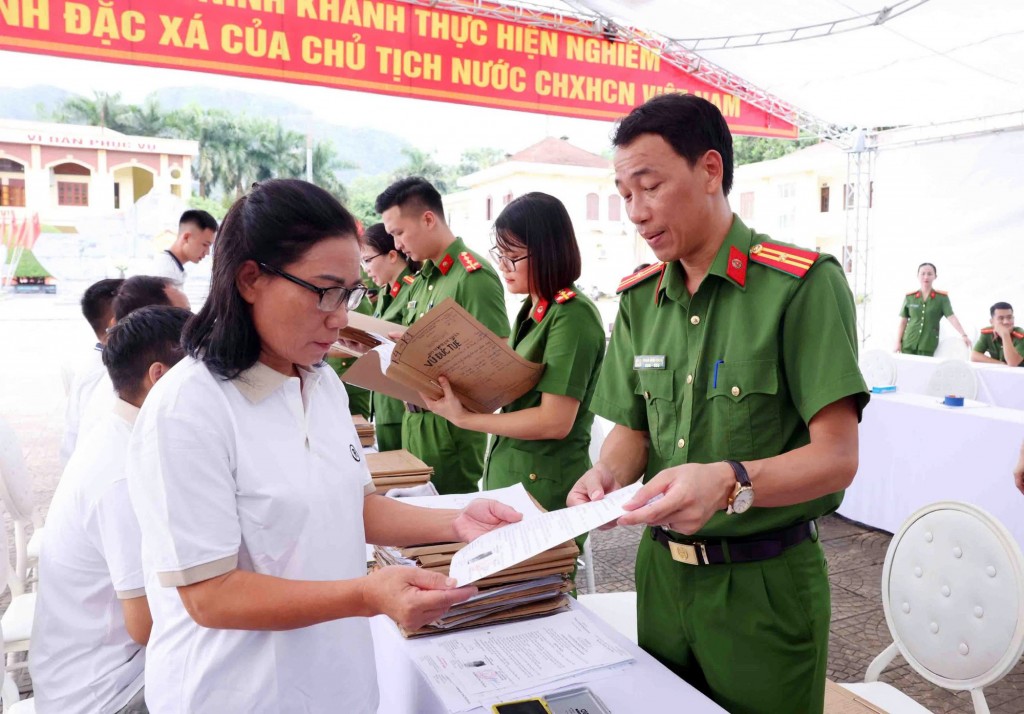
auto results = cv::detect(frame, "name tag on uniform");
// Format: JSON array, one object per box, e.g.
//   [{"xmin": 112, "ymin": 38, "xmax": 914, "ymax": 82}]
[
  {"xmin": 407, "ymin": 300, "xmax": 417, "ymax": 310},
  {"xmin": 633, "ymin": 355, "xmax": 666, "ymax": 370}
]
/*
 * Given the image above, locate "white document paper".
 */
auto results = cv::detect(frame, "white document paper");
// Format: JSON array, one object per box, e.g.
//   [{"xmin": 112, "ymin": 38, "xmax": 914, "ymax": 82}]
[
  {"xmin": 396, "ymin": 483, "xmax": 546, "ymax": 521},
  {"xmin": 449, "ymin": 481, "xmax": 643, "ymax": 586},
  {"xmin": 409, "ymin": 609, "xmax": 634, "ymax": 712},
  {"xmin": 372, "ymin": 339, "xmax": 396, "ymax": 373}
]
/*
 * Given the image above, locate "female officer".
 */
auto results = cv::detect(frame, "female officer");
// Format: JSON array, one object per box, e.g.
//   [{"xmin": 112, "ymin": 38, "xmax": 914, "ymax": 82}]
[
  {"xmin": 126, "ymin": 179, "xmax": 520, "ymax": 713},
  {"xmin": 424, "ymin": 192, "xmax": 605, "ymax": 515},
  {"xmin": 895, "ymin": 262, "xmax": 971, "ymax": 355},
  {"xmin": 359, "ymin": 222, "xmax": 420, "ymax": 451}
]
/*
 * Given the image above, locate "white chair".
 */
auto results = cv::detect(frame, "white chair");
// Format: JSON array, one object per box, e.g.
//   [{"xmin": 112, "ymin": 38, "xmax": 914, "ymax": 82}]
[
  {"xmin": 842, "ymin": 502, "xmax": 1024, "ymax": 714},
  {"xmin": 0, "ymin": 418, "xmax": 39, "ymax": 669},
  {"xmin": 925, "ymin": 360, "xmax": 979, "ymax": 400},
  {"xmin": 579, "ymin": 592, "xmax": 638, "ymax": 644},
  {"xmin": 860, "ymin": 349, "xmax": 897, "ymax": 388},
  {"xmin": 0, "ymin": 505, "xmax": 34, "ymax": 712}
]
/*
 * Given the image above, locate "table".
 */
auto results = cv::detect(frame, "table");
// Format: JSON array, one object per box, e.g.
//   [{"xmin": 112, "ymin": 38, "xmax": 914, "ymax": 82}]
[
  {"xmin": 370, "ymin": 599, "xmax": 726, "ymax": 714},
  {"xmin": 840, "ymin": 392, "xmax": 1024, "ymax": 547},
  {"xmin": 892, "ymin": 353, "xmax": 1024, "ymax": 410}
]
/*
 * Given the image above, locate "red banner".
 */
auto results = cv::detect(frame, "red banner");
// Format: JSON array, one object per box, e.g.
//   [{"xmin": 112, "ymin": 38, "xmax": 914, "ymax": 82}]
[{"xmin": 0, "ymin": 0, "xmax": 797, "ymax": 138}]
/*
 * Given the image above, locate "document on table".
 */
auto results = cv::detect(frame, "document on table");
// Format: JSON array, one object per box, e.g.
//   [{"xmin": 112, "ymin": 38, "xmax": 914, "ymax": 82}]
[
  {"xmin": 395, "ymin": 483, "xmax": 545, "ymax": 521},
  {"xmin": 408, "ymin": 609, "xmax": 634, "ymax": 712},
  {"xmin": 449, "ymin": 481, "xmax": 643, "ymax": 586}
]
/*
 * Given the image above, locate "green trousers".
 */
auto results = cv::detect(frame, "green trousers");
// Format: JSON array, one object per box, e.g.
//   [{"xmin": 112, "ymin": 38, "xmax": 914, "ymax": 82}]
[
  {"xmin": 375, "ymin": 423, "xmax": 403, "ymax": 453},
  {"xmin": 635, "ymin": 529, "xmax": 830, "ymax": 714},
  {"xmin": 402, "ymin": 411, "xmax": 485, "ymax": 494}
]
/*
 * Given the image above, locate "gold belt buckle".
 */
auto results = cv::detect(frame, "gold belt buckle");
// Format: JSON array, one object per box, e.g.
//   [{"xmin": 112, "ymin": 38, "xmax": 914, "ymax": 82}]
[{"xmin": 668, "ymin": 540, "xmax": 708, "ymax": 565}]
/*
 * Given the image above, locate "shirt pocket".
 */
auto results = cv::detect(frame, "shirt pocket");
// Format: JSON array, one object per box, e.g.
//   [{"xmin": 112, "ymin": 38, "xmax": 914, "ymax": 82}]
[
  {"xmin": 634, "ymin": 369, "xmax": 677, "ymax": 458},
  {"xmin": 706, "ymin": 359, "xmax": 782, "ymax": 460}
]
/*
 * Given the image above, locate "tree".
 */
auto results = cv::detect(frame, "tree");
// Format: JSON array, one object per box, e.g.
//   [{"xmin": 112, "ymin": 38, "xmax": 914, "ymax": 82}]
[
  {"xmin": 394, "ymin": 147, "xmax": 450, "ymax": 193},
  {"xmin": 346, "ymin": 174, "xmax": 390, "ymax": 227},
  {"xmin": 53, "ymin": 91, "xmax": 133, "ymax": 132},
  {"xmin": 733, "ymin": 135, "xmax": 819, "ymax": 166}
]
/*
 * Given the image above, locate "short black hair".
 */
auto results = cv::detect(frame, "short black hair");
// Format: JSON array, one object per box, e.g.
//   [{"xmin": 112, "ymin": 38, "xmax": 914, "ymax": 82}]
[
  {"xmin": 103, "ymin": 306, "xmax": 190, "ymax": 402},
  {"xmin": 179, "ymin": 209, "xmax": 218, "ymax": 233},
  {"xmin": 494, "ymin": 192, "xmax": 581, "ymax": 302},
  {"xmin": 918, "ymin": 262, "xmax": 937, "ymax": 275},
  {"xmin": 113, "ymin": 275, "xmax": 177, "ymax": 321},
  {"xmin": 374, "ymin": 177, "xmax": 445, "ymax": 220},
  {"xmin": 81, "ymin": 278, "xmax": 124, "ymax": 338},
  {"xmin": 613, "ymin": 93, "xmax": 735, "ymax": 196},
  {"xmin": 182, "ymin": 179, "xmax": 360, "ymax": 380},
  {"xmin": 991, "ymin": 301, "xmax": 1013, "ymax": 316},
  {"xmin": 362, "ymin": 222, "xmax": 421, "ymax": 274}
]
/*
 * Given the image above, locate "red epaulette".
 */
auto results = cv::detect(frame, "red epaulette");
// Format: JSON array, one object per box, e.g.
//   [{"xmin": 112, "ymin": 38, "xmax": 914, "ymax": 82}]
[
  {"xmin": 389, "ymin": 281, "xmax": 401, "ymax": 298},
  {"xmin": 616, "ymin": 263, "xmax": 665, "ymax": 294},
  {"xmin": 554, "ymin": 288, "xmax": 576, "ymax": 304},
  {"xmin": 402, "ymin": 275, "xmax": 415, "ymax": 285},
  {"xmin": 749, "ymin": 242, "xmax": 818, "ymax": 278},
  {"xmin": 459, "ymin": 252, "xmax": 483, "ymax": 273},
  {"xmin": 906, "ymin": 290, "xmax": 919, "ymax": 296},
  {"xmin": 1014, "ymin": 330, "xmax": 1024, "ymax": 340},
  {"xmin": 981, "ymin": 328, "xmax": 994, "ymax": 335}
]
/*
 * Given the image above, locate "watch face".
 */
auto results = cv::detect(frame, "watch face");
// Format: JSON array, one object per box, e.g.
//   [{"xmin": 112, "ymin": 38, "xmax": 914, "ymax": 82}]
[{"xmin": 732, "ymin": 488, "xmax": 754, "ymax": 514}]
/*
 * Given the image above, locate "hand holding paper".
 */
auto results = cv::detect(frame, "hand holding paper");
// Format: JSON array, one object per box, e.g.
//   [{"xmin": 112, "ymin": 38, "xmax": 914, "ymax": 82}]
[{"xmin": 449, "ymin": 481, "xmax": 643, "ymax": 586}]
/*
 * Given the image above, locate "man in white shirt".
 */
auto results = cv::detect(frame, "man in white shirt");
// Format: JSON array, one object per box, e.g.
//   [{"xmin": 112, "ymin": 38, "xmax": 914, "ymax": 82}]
[
  {"xmin": 33, "ymin": 305, "xmax": 192, "ymax": 714},
  {"xmin": 64, "ymin": 276, "xmax": 190, "ymax": 464},
  {"xmin": 150, "ymin": 209, "xmax": 218, "ymax": 285},
  {"xmin": 60, "ymin": 278, "xmax": 124, "ymax": 465}
]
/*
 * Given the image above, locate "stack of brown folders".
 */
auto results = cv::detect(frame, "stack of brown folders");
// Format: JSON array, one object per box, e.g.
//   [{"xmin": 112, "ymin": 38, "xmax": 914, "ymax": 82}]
[
  {"xmin": 351, "ymin": 415, "xmax": 376, "ymax": 448},
  {"xmin": 366, "ymin": 449, "xmax": 433, "ymax": 495},
  {"xmin": 373, "ymin": 538, "xmax": 579, "ymax": 637}
]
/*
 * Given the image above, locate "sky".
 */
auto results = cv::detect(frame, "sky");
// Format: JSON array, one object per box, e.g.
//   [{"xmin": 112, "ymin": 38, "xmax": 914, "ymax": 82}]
[{"xmin": 0, "ymin": 51, "xmax": 619, "ymax": 162}]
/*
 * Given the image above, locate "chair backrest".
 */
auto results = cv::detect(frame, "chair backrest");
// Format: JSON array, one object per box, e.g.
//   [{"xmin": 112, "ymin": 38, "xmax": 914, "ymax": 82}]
[
  {"xmin": 881, "ymin": 501, "xmax": 1024, "ymax": 693},
  {"xmin": 860, "ymin": 349, "xmax": 897, "ymax": 387},
  {"xmin": 0, "ymin": 417, "xmax": 34, "ymax": 523},
  {"xmin": 926, "ymin": 360, "xmax": 979, "ymax": 400}
]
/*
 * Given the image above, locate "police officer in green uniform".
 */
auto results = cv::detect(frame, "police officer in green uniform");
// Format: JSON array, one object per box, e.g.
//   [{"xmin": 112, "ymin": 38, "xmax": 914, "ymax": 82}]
[
  {"xmin": 895, "ymin": 262, "xmax": 971, "ymax": 355},
  {"xmin": 358, "ymin": 222, "xmax": 421, "ymax": 451},
  {"xmin": 422, "ymin": 192, "xmax": 605, "ymax": 516},
  {"xmin": 376, "ymin": 177, "xmax": 510, "ymax": 494},
  {"xmin": 326, "ymin": 293, "xmax": 373, "ymax": 418},
  {"xmin": 567, "ymin": 94, "xmax": 870, "ymax": 714},
  {"xmin": 971, "ymin": 301, "xmax": 1024, "ymax": 367}
]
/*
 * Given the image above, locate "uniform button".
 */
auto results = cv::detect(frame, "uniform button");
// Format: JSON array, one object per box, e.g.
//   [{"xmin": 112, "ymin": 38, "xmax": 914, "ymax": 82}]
[
  {"xmin": 428, "ymin": 285, "xmax": 434, "ymax": 291},
  {"xmin": 677, "ymin": 438, "xmax": 685, "ymax": 449},
  {"xmin": 690, "ymin": 315, "xmax": 700, "ymax": 325},
  {"xmin": 643, "ymin": 391, "xmax": 650, "ymax": 400},
  {"xmin": 419, "ymin": 313, "xmax": 424, "ymax": 318},
  {"xmin": 731, "ymin": 386, "xmax": 741, "ymax": 397},
  {"xmin": 686, "ymin": 374, "xmax": 693, "ymax": 384},
  {"xmin": 529, "ymin": 473, "xmax": 537, "ymax": 481}
]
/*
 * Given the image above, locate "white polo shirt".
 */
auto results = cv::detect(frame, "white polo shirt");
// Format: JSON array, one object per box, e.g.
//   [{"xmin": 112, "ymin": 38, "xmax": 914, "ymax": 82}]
[
  {"xmin": 33, "ymin": 399, "xmax": 146, "ymax": 714},
  {"xmin": 60, "ymin": 343, "xmax": 106, "ymax": 465},
  {"xmin": 128, "ymin": 357, "xmax": 378, "ymax": 713},
  {"xmin": 150, "ymin": 249, "xmax": 186, "ymax": 284}
]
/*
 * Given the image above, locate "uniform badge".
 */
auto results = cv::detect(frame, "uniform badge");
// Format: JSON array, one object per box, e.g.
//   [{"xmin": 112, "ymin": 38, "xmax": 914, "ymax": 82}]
[
  {"xmin": 407, "ymin": 300, "xmax": 417, "ymax": 310},
  {"xmin": 726, "ymin": 246, "xmax": 748, "ymax": 287},
  {"xmin": 438, "ymin": 254, "xmax": 455, "ymax": 275},
  {"xmin": 633, "ymin": 355, "xmax": 666, "ymax": 370},
  {"xmin": 349, "ymin": 444, "xmax": 361, "ymax": 462}
]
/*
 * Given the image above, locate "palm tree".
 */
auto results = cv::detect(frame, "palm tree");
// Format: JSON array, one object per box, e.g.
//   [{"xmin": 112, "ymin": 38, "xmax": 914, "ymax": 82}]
[
  {"xmin": 53, "ymin": 91, "xmax": 132, "ymax": 132},
  {"xmin": 394, "ymin": 147, "xmax": 450, "ymax": 193}
]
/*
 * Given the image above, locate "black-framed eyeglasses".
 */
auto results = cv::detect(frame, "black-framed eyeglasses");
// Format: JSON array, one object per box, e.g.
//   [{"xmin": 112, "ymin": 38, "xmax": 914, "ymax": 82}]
[
  {"xmin": 489, "ymin": 248, "xmax": 530, "ymax": 273},
  {"xmin": 360, "ymin": 253, "xmax": 385, "ymax": 269},
  {"xmin": 258, "ymin": 262, "xmax": 367, "ymax": 312}
]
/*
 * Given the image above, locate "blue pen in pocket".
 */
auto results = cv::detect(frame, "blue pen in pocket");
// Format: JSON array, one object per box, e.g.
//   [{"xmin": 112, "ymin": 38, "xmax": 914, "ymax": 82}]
[{"xmin": 713, "ymin": 359, "xmax": 725, "ymax": 388}]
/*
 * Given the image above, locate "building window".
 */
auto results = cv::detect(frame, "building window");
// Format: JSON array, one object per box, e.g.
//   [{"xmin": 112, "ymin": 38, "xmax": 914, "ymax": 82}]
[
  {"xmin": 485, "ymin": 196, "xmax": 493, "ymax": 221},
  {"xmin": 0, "ymin": 158, "xmax": 25, "ymax": 173},
  {"xmin": 843, "ymin": 182, "xmax": 874, "ymax": 210},
  {"xmin": 739, "ymin": 192, "xmax": 754, "ymax": 220},
  {"xmin": 503, "ymin": 191, "xmax": 513, "ymax": 205},
  {"xmin": 58, "ymin": 181, "xmax": 89, "ymax": 206},
  {"xmin": 777, "ymin": 182, "xmax": 795, "ymax": 199},
  {"xmin": 607, "ymin": 195, "xmax": 621, "ymax": 221},
  {"xmin": 1, "ymin": 179, "xmax": 25, "ymax": 207},
  {"xmin": 114, "ymin": 183, "xmax": 121, "ymax": 210},
  {"xmin": 53, "ymin": 162, "xmax": 90, "ymax": 176},
  {"xmin": 820, "ymin": 185, "xmax": 830, "ymax": 212},
  {"xmin": 586, "ymin": 192, "xmax": 599, "ymax": 220}
]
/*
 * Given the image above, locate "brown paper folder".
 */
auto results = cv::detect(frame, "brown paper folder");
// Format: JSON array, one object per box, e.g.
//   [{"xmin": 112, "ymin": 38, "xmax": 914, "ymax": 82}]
[
  {"xmin": 366, "ymin": 449, "xmax": 433, "ymax": 495},
  {"xmin": 337, "ymin": 299, "xmax": 544, "ymax": 413}
]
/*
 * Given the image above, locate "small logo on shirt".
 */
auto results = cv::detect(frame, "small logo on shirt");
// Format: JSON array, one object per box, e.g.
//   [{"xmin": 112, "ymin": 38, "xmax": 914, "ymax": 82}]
[{"xmin": 350, "ymin": 444, "xmax": 361, "ymax": 462}]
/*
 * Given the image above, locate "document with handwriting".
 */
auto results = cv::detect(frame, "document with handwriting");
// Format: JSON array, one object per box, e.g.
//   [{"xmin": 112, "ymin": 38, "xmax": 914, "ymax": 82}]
[{"xmin": 449, "ymin": 482, "xmax": 643, "ymax": 586}]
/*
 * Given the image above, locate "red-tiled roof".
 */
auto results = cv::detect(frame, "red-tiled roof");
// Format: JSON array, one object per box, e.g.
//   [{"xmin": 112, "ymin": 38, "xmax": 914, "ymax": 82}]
[{"xmin": 507, "ymin": 137, "xmax": 609, "ymax": 168}]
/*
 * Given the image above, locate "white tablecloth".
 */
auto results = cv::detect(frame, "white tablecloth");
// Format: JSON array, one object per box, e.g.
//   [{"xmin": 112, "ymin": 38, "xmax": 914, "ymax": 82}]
[
  {"xmin": 892, "ymin": 353, "xmax": 1024, "ymax": 410},
  {"xmin": 840, "ymin": 392, "xmax": 1024, "ymax": 547},
  {"xmin": 370, "ymin": 599, "xmax": 726, "ymax": 714}
]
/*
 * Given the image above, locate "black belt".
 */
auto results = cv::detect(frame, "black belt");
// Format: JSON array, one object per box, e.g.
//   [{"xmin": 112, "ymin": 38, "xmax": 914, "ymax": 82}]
[{"xmin": 651, "ymin": 521, "xmax": 816, "ymax": 566}]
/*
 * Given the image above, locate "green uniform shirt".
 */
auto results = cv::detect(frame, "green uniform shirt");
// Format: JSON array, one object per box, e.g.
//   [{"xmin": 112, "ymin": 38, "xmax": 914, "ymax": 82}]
[
  {"xmin": 973, "ymin": 327, "xmax": 1024, "ymax": 365},
  {"xmin": 899, "ymin": 290, "xmax": 954, "ymax": 356},
  {"xmin": 401, "ymin": 237, "xmax": 510, "ymax": 494},
  {"xmin": 327, "ymin": 296, "xmax": 373, "ymax": 418},
  {"xmin": 483, "ymin": 288, "xmax": 606, "ymax": 513},
  {"xmin": 591, "ymin": 215, "xmax": 869, "ymax": 538},
  {"xmin": 370, "ymin": 267, "xmax": 417, "ymax": 450}
]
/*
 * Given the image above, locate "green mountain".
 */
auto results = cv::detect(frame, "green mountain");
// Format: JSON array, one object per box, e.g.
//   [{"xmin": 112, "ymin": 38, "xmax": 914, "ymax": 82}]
[{"xmin": 0, "ymin": 85, "xmax": 75, "ymax": 120}]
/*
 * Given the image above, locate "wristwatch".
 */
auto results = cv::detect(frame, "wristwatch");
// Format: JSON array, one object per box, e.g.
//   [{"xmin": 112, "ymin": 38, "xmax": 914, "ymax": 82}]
[{"xmin": 723, "ymin": 460, "xmax": 754, "ymax": 514}]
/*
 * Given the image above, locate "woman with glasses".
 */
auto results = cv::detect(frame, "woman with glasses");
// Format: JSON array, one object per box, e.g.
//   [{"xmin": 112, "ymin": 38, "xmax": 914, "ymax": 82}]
[
  {"xmin": 126, "ymin": 180, "xmax": 520, "ymax": 713},
  {"xmin": 424, "ymin": 192, "xmax": 605, "ymax": 519},
  {"xmin": 359, "ymin": 222, "xmax": 421, "ymax": 451}
]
